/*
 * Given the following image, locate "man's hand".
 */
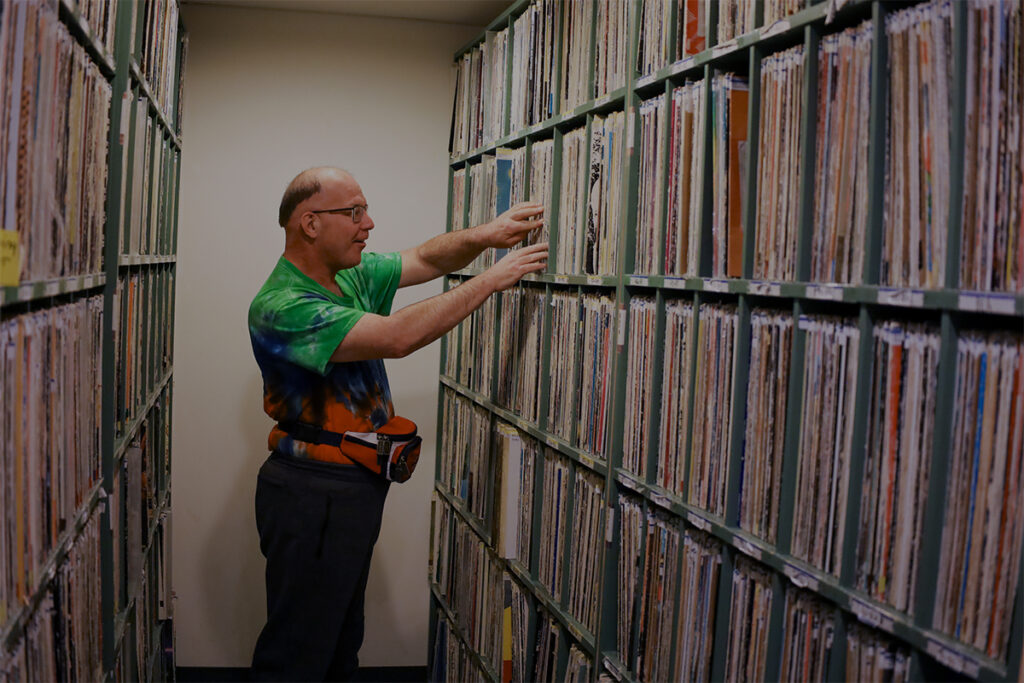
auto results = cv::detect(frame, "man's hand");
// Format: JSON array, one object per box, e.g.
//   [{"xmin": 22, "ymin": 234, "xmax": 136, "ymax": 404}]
[
  {"xmin": 481, "ymin": 242, "xmax": 549, "ymax": 292},
  {"xmin": 482, "ymin": 202, "xmax": 545, "ymax": 248}
]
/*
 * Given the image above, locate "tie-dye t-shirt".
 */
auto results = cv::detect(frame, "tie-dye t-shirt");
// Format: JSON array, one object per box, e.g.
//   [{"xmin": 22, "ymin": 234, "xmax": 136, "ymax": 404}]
[{"xmin": 248, "ymin": 252, "xmax": 402, "ymax": 464}]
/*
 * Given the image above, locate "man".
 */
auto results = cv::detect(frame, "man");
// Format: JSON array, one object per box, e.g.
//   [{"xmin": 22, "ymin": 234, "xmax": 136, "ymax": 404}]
[{"xmin": 247, "ymin": 166, "xmax": 546, "ymax": 680}]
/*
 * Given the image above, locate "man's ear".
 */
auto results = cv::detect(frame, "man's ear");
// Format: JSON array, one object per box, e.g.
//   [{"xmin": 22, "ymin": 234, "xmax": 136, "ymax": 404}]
[{"xmin": 299, "ymin": 212, "xmax": 318, "ymax": 240}]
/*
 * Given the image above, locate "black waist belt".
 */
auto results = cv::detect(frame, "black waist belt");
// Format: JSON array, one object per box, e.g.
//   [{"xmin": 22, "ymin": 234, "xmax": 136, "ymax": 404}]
[
  {"xmin": 277, "ymin": 421, "xmax": 342, "ymax": 447},
  {"xmin": 276, "ymin": 417, "xmax": 422, "ymax": 484}
]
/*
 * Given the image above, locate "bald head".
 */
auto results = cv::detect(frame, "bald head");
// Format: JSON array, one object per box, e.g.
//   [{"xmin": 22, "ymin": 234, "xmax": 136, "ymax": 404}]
[{"xmin": 278, "ymin": 166, "xmax": 354, "ymax": 227}]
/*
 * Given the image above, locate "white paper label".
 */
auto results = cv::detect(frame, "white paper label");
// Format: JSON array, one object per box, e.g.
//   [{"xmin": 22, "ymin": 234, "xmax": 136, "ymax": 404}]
[
  {"xmin": 627, "ymin": 112, "xmax": 636, "ymax": 150},
  {"xmin": 617, "ymin": 307, "xmax": 627, "ymax": 346},
  {"xmin": 704, "ymin": 279, "xmax": 729, "ymax": 293},
  {"xmin": 44, "ymin": 281, "xmax": 59, "ymax": 297},
  {"xmin": 554, "ymin": 275, "xmax": 569, "ymax": 284},
  {"xmin": 760, "ymin": 19, "xmax": 791, "ymax": 39},
  {"xmin": 587, "ymin": 276, "xmax": 602, "ymax": 286},
  {"xmin": 850, "ymin": 597, "xmax": 894, "ymax": 632},
  {"xmin": 713, "ymin": 40, "xmax": 736, "ymax": 57},
  {"xmin": 120, "ymin": 91, "xmax": 131, "ymax": 142},
  {"xmin": 734, "ymin": 537, "xmax": 762, "ymax": 560},
  {"xmin": 616, "ymin": 471, "xmax": 640, "ymax": 492},
  {"xmin": 687, "ymin": 512, "xmax": 711, "ymax": 532},
  {"xmin": 877, "ymin": 288, "xmax": 923, "ymax": 307},
  {"xmin": 925, "ymin": 639, "xmax": 980, "ymax": 677},
  {"xmin": 749, "ymin": 281, "xmax": 780, "ymax": 296},
  {"xmin": 650, "ymin": 492, "xmax": 672, "ymax": 510},
  {"xmin": 597, "ymin": 95, "xmax": 611, "ymax": 107},
  {"xmin": 579, "ymin": 454, "xmax": 595, "ymax": 470},
  {"xmin": 630, "ymin": 275, "xmax": 645, "ymax": 286},
  {"xmin": 638, "ymin": 74, "xmax": 657, "ymax": 87},
  {"xmin": 545, "ymin": 436, "xmax": 559, "ymax": 449},
  {"xmin": 606, "ymin": 508, "xmax": 615, "ymax": 543},
  {"xmin": 783, "ymin": 563, "xmax": 819, "ymax": 591},
  {"xmin": 602, "ymin": 657, "xmax": 622, "ymax": 681},
  {"xmin": 958, "ymin": 293, "xmax": 1016, "ymax": 315},
  {"xmin": 673, "ymin": 58, "xmax": 694, "ymax": 74},
  {"xmin": 18, "ymin": 283, "xmax": 33, "ymax": 300},
  {"xmin": 806, "ymin": 284, "xmax": 844, "ymax": 301},
  {"xmin": 665, "ymin": 278, "xmax": 686, "ymax": 290}
]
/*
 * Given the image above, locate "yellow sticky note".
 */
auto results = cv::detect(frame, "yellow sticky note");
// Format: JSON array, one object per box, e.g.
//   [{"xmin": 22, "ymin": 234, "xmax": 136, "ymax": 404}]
[{"xmin": 0, "ymin": 230, "xmax": 20, "ymax": 286}]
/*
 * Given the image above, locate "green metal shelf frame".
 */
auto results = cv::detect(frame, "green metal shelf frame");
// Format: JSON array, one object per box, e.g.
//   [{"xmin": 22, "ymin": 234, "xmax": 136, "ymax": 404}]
[
  {"xmin": 57, "ymin": 0, "xmax": 117, "ymax": 77},
  {"xmin": 0, "ymin": 273, "xmax": 106, "ymax": 306},
  {"xmin": 434, "ymin": 0, "xmax": 1024, "ymax": 681},
  {"xmin": 0, "ymin": 480, "xmax": 106, "ymax": 650}
]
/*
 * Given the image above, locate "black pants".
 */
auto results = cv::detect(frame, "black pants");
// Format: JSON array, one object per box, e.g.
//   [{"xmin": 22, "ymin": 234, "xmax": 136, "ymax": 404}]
[{"xmin": 251, "ymin": 452, "xmax": 389, "ymax": 681}]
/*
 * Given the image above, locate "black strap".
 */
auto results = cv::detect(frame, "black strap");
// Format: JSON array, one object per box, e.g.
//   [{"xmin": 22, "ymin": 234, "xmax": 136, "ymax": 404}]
[{"xmin": 277, "ymin": 421, "xmax": 343, "ymax": 447}]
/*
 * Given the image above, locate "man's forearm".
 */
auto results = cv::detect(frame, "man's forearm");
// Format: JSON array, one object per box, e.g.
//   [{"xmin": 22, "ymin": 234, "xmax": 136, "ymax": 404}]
[
  {"xmin": 414, "ymin": 225, "xmax": 489, "ymax": 276},
  {"xmin": 390, "ymin": 272, "xmax": 495, "ymax": 355}
]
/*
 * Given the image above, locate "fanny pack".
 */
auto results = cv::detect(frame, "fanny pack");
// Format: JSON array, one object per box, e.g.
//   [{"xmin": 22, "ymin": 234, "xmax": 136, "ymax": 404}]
[{"xmin": 277, "ymin": 416, "xmax": 421, "ymax": 483}]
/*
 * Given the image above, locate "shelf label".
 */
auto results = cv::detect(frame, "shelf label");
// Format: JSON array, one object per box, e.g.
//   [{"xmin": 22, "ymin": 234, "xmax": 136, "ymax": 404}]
[
  {"xmin": 545, "ymin": 435, "xmax": 560, "ymax": 450},
  {"xmin": 617, "ymin": 307, "xmax": 627, "ymax": 347},
  {"xmin": 637, "ymin": 74, "xmax": 657, "ymax": 87},
  {"xmin": 877, "ymin": 288, "xmax": 923, "ymax": 307},
  {"xmin": 596, "ymin": 94, "xmax": 612, "ymax": 108},
  {"xmin": 958, "ymin": 292, "xmax": 1016, "ymax": 315},
  {"xmin": 630, "ymin": 275, "xmax": 646, "ymax": 286},
  {"xmin": 18, "ymin": 283, "xmax": 33, "ymax": 300},
  {"xmin": 672, "ymin": 57, "xmax": 695, "ymax": 74},
  {"xmin": 650, "ymin": 492, "xmax": 672, "ymax": 510},
  {"xmin": 760, "ymin": 19, "xmax": 791, "ymax": 39},
  {"xmin": 579, "ymin": 453, "xmax": 595, "ymax": 469},
  {"xmin": 782, "ymin": 562, "xmax": 820, "ymax": 591},
  {"xmin": 687, "ymin": 511, "xmax": 711, "ymax": 532},
  {"xmin": 850, "ymin": 597, "xmax": 894, "ymax": 633},
  {"xmin": 602, "ymin": 656, "xmax": 623, "ymax": 681},
  {"xmin": 704, "ymin": 278, "xmax": 729, "ymax": 293},
  {"xmin": 606, "ymin": 507, "xmax": 615, "ymax": 543},
  {"xmin": 734, "ymin": 537, "xmax": 762, "ymax": 561},
  {"xmin": 664, "ymin": 278, "xmax": 685, "ymax": 290},
  {"xmin": 627, "ymin": 112, "xmax": 636, "ymax": 151},
  {"xmin": 713, "ymin": 40, "xmax": 737, "ymax": 57},
  {"xmin": 925, "ymin": 638, "xmax": 981, "ymax": 677},
  {"xmin": 616, "ymin": 471, "xmax": 641, "ymax": 493},
  {"xmin": 806, "ymin": 284, "xmax": 843, "ymax": 301},
  {"xmin": 586, "ymin": 275, "xmax": 602, "ymax": 286},
  {"xmin": 44, "ymin": 281, "xmax": 60, "ymax": 297},
  {"xmin": 554, "ymin": 275, "xmax": 569, "ymax": 284},
  {"xmin": 1, "ymin": 230, "xmax": 20, "ymax": 287},
  {"xmin": 84, "ymin": 275, "xmax": 95, "ymax": 289},
  {"xmin": 748, "ymin": 281, "xmax": 780, "ymax": 297}
]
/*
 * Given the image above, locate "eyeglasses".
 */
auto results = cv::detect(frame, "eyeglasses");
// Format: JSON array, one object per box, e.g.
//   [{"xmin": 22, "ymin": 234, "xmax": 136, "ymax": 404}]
[{"xmin": 309, "ymin": 204, "xmax": 369, "ymax": 223}]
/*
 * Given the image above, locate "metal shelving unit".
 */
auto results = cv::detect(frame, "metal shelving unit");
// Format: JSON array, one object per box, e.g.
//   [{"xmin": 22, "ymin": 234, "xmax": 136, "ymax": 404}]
[
  {"xmin": 0, "ymin": 0, "xmax": 184, "ymax": 679},
  {"xmin": 431, "ymin": 0, "xmax": 1023, "ymax": 681}
]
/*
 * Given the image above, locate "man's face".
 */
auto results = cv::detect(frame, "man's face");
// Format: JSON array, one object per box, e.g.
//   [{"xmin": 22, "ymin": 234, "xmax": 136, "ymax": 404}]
[{"xmin": 311, "ymin": 174, "xmax": 374, "ymax": 271}]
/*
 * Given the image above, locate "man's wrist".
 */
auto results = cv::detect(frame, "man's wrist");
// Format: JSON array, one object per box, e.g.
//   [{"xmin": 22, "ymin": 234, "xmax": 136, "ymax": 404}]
[{"xmin": 469, "ymin": 222, "xmax": 495, "ymax": 250}]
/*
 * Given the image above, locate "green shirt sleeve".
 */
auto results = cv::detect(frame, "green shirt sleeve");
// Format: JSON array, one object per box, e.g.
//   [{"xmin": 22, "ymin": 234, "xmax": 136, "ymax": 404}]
[{"xmin": 248, "ymin": 252, "xmax": 403, "ymax": 377}]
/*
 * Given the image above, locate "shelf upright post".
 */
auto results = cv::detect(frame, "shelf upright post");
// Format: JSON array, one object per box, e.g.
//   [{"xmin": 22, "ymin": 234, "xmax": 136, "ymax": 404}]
[
  {"xmin": 838, "ymin": 303, "xmax": 875, "ymax": 587},
  {"xmin": 741, "ymin": 44, "xmax": 761, "ymax": 280},
  {"xmin": 695, "ymin": 64, "xmax": 715, "ymax": 279},
  {"xmin": 861, "ymin": 1, "xmax": 887, "ymax": 286},
  {"xmin": 723, "ymin": 293, "xmax": 752, "ymax": 527},
  {"xmin": 101, "ymin": 0, "xmax": 137, "ymax": 673},
  {"xmin": 775, "ymin": 295, "xmax": 805, "ymax": 555},
  {"xmin": 708, "ymin": 546, "xmax": 736, "ymax": 682},
  {"xmin": 643, "ymin": 290, "xmax": 668, "ymax": 486},
  {"xmin": 794, "ymin": 24, "xmax": 819, "ymax": 283}
]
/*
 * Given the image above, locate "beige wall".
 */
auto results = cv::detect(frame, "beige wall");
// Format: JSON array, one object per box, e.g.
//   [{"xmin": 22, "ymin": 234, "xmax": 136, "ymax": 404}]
[{"xmin": 173, "ymin": 4, "xmax": 478, "ymax": 667}]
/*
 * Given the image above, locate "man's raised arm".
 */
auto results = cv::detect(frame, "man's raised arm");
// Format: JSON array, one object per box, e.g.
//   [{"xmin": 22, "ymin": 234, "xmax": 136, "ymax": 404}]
[
  {"xmin": 398, "ymin": 201, "xmax": 544, "ymax": 287},
  {"xmin": 332, "ymin": 241, "xmax": 548, "ymax": 363}
]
